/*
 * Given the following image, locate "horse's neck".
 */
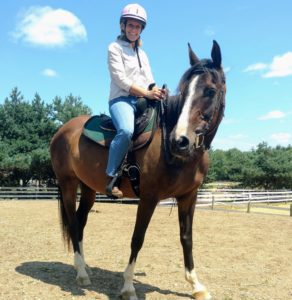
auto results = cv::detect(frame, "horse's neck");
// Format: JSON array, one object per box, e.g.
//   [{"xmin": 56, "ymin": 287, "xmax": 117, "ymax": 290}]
[{"xmin": 165, "ymin": 94, "xmax": 183, "ymax": 131}]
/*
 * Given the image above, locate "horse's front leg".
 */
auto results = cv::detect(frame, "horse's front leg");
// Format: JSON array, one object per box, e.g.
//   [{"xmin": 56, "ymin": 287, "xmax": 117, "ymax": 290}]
[
  {"xmin": 177, "ymin": 194, "xmax": 211, "ymax": 300},
  {"xmin": 121, "ymin": 198, "xmax": 157, "ymax": 300}
]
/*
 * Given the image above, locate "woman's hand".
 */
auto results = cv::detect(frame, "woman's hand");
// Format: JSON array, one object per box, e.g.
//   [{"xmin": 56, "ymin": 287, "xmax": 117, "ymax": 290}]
[
  {"xmin": 146, "ymin": 87, "xmax": 166, "ymax": 100},
  {"xmin": 129, "ymin": 84, "xmax": 166, "ymax": 100}
]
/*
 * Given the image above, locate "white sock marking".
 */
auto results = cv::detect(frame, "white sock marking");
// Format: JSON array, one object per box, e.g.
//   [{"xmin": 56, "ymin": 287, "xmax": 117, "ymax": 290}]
[
  {"xmin": 185, "ymin": 268, "xmax": 210, "ymax": 298},
  {"xmin": 121, "ymin": 261, "xmax": 136, "ymax": 294},
  {"xmin": 74, "ymin": 251, "xmax": 88, "ymax": 279}
]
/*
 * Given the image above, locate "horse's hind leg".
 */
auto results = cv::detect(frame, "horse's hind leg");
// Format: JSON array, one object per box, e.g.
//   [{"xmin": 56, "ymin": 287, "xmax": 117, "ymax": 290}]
[
  {"xmin": 177, "ymin": 193, "xmax": 211, "ymax": 300},
  {"xmin": 76, "ymin": 182, "xmax": 96, "ymax": 274},
  {"xmin": 121, "ymin": 198, "xmax": 157, "ymax": 300},
  {"xmin": 58, "ymin": 178, "xmax": 91, "ymax": 286}
]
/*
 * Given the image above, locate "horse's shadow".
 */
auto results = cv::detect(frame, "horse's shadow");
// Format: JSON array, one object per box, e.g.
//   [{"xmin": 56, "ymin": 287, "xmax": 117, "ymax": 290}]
[{"xmin": 15, "ymin": 261, "xmax": 192, "ymax": 299}]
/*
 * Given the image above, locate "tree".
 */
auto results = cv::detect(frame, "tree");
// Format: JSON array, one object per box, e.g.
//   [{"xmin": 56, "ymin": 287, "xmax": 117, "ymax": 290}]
[
  {"xmin": 241, "ymin": 143, "xmax": 292, "ymax": 189},
  {"xmin": 0, "ymin": 88, "xmax": 93, "ymax": 186},
  {"xmin": 51, "ymin": 94, "xmax": 92, "ymax": 125},
  {"xmin": 206, "ymin": 149, "xmax": 228, "ymax": 182}
]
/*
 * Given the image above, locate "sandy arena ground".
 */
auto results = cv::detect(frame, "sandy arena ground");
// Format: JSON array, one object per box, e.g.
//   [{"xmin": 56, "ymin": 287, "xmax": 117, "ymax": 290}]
[{"xmin": 0, "ymin": 200, "xmax": 291, "ymax": 300}]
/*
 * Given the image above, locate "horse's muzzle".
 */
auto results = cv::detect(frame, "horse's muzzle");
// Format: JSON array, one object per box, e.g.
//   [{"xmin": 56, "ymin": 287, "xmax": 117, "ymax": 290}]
[{"xmin": 170, "ymin": 134, "xmax": 192, "ymax": 158}]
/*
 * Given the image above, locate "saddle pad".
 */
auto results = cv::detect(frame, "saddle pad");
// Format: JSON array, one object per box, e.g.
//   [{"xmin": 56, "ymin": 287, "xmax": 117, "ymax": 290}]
[
  {"xmin": 83, "ymin": 109, "xmax": 157, "ymax": 148},
  {"xmin": 83, "ymin": 115, "xmax": 115, "ymax": 147}
]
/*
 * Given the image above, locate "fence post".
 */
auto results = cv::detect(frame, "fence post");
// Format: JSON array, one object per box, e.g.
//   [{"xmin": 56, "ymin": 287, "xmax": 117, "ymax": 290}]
[
  {"xmin": 247, "ymin": 193, "xmax": 252, "ymax": 213},
  {"xmin": 211, "ymin": 195, "xmax": 215, "ymax": 210},
  {"xmin": 290, "ymin": 204, "xmax": 292, "ymax": 217}
]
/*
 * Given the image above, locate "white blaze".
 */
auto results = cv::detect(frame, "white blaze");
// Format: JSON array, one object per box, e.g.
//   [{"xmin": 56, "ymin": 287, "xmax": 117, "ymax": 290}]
[{"xmin": 175, "ymin": 76, "xmax": 199, "ymax": 140}]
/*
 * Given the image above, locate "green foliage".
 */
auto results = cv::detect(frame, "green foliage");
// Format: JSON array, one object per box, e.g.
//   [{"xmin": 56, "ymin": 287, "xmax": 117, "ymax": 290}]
[
  {"xmin": 0, "ymin": 87, "xmax": 291, "ymax": 189},
  {"xmin": 50, "ymin": 94, "xmax": 92, "ymax": 125},
  {"xmin": 240, "ymin": 143, "xmax": 292, "ymax": 189},
  {"xmin": 0, "ymin": 87, "xmax": 92, "ymax": 186},
  {"xmin": 207, "ymin": 142, "xmax": 292, "ymax": 189}
]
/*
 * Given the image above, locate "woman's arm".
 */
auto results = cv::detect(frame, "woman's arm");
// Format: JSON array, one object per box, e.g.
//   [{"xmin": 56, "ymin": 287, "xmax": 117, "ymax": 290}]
[
  {"xmin": 129, "ymin": 84, "xmax": 165, "ymax": 100},
  {"xmin": 108, "ymin": 43, "xmax": 133, "ymax": 92}
]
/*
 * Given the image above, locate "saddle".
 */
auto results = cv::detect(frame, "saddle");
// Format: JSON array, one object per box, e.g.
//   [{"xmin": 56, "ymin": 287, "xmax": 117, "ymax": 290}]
[
  {"xmin": 83, "ymin": 98, "xmax": 160, "ymax": 197},
  {"xmin": 83, "ymin": 98, "xmax": 158, "ymax": 150}
]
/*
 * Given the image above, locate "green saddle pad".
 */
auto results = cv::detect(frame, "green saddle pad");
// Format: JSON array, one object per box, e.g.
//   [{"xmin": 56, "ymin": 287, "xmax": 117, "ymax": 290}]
[
  {"xmin": 83, "ymin": 109, "xmax": 157, "ymax": 147},
  {"xmin": 83, "ymin": 115, "xmax": 115, "ymax": 146}
]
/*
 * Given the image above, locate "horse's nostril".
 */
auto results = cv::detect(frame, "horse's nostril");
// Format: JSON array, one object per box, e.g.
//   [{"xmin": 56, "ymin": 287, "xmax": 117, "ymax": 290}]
[{"xmin": 177, "ymin": 136, "xmax": 189, "ymax": 149}]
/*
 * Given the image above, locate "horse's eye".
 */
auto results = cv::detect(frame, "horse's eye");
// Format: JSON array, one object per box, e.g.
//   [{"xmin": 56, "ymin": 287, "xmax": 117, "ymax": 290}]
[{"xmin": 203, "ymin": 88, "xmax": 216, "ymax": 98}]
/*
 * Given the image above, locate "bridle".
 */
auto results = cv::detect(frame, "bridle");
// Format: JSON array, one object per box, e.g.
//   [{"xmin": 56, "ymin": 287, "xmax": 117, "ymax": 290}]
[
  {"xmin": 196, "ymin": 87, "xmax": 225, "ymax": 150},
  {"xmin": 160, "ymin": 66, "xmax": 225, "ymax": 164}
]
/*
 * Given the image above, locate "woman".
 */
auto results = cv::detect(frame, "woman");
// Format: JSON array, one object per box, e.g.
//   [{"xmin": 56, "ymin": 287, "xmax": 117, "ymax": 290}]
[{"xmin": 106, "ymin": 3, "xmax": 165, "ymax": 198}]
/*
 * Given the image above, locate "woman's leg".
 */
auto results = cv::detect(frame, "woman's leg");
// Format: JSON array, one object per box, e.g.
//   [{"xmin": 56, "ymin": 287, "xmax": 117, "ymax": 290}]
[{"xmin": 106, "ymin": 97, "xmax": 136, "ymax": 177}]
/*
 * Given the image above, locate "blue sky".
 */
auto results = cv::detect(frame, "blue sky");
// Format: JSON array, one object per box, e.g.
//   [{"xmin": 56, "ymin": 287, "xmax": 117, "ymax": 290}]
[{"xmin": 1, "ymin": 0, "xmax": 292, "ymax": 151}]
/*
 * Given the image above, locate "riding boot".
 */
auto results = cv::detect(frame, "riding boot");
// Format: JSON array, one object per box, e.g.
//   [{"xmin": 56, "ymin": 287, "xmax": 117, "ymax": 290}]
[{"xmin": 106, "ymin": 176, "xmax": 123, "ymax": 198}]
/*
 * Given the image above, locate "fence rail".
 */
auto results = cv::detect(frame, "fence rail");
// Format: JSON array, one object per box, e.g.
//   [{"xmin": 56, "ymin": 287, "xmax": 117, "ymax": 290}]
[
  {"xmin": 1, "ymin": 187, "xmax": 292, "ymax": 203},
  {"xmin": 1, "ymin": 187, "xmax": 292, "ymax": 216},
  {"xmin": 0, "ymin": 187, "xmax": 112, "ymax": 201}
]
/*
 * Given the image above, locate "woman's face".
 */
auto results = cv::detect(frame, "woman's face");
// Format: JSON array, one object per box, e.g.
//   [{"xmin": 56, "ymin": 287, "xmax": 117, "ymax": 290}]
[{"xmin": 122, "ymin": 19, "xmax": 142, "ymax": 42}]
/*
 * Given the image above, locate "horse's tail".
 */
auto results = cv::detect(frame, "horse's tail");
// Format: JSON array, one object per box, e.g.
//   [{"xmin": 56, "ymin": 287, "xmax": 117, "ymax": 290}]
[{"xmin": 58, "ymin": 186, "xmax": 71, "ymax": 250}]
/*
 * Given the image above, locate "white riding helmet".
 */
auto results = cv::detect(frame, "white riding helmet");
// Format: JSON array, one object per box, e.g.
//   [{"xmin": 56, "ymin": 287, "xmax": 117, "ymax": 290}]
[{"xmin": 120, "ymin": 3, "xmax": 147, "ymax": 28}]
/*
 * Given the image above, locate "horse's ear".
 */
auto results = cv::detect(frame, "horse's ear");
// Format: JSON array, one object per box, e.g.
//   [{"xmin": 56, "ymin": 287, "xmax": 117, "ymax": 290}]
[
  {"xmin": 211, "ymin": 40, "xmax": 222, "ymax": 68},
  {"xmin": 188, "ymin": 43, "xmax": 200, "ymax": 66}
]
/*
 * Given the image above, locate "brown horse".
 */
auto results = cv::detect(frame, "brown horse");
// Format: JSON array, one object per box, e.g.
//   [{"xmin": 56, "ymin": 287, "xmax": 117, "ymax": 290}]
[{"xmin": 50, "ymin": 40, "xmax": 226, "ymax": 300}]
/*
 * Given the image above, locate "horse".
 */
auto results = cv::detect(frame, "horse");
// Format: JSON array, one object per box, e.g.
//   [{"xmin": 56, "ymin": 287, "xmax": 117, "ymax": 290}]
[{"xmin": 50, "ymin": 40, "xmax": 226, "ymax": 300}]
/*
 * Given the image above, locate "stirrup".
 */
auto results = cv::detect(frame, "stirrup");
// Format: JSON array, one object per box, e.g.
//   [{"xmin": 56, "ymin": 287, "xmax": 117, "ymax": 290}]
[{"xmin": 106, "ymin": 175, "xmax": 123, "ymax": 199}]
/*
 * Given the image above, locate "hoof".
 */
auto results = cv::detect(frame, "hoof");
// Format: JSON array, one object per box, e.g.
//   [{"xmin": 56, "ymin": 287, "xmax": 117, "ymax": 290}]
[
  {"xmin": 193, "ymin": 290, "xmax": 212, "ymax": 300},
  {"xmin": 76, "ymin": 275, "xmax": 91, "ymax": 286},
  {"xmin": 120, "ymin": 290, "xmax": 138, "ymax": 300}
]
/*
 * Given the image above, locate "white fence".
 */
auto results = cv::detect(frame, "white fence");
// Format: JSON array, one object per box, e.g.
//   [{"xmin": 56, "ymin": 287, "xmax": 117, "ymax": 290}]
[
  {"xmin": 161, "ymin": 189, "xmax": 292, "ymax": 216},
  {"xmin": 1, "ymin": 187, "xmax": 292, "ymax": 215},
  {"xmin": 196, "ymin": 189, "xmax": 292, "ymax": 205}
]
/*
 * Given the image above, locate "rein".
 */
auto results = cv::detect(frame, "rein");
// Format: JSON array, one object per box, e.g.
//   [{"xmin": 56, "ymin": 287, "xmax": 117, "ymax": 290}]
[
  {"xmin": 160, "ymin": 96, "xmax": 174, "ymax": 165},
  {"xmin": 159, "ymin": 84, "xmax": 176, "ymax": 165}
]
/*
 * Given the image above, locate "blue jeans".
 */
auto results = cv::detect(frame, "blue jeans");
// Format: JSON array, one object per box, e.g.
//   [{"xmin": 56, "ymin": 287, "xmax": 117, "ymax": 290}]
[{"xmin": 106, "ymin": 96, "xmax": 137, "ymax": 177}]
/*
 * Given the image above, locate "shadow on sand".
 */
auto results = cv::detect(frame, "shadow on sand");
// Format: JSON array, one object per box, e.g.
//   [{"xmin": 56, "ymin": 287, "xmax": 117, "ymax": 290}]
[{"xmin": 16, "ymin": 261, "xmax": 192, "ymax": 299}]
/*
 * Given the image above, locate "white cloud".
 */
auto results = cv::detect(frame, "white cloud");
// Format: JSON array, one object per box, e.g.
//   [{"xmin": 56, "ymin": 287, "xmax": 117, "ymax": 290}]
[
  {"xmin": 243, "ymin": 63, "xmax": 267, "ymax": 72},
  {"xmin": 42, "ymin": 68, "xmax": 58, "ymax": 77},
  {"xmin": 258, "ymin": 110, "xmax": 286, "ymax": 120},
  {"xmin": 262, "ymin": 52, "xmax": 292, "ymax": 78},
  {"xmin": 270, "ymin": 132, "xmax": 292, "ymax": 145},
  {"xmin": 12, "ymin": 6, "xmax": 87, "ymax": 47},
  {"xmin": 244, "ymin": 52, "xmax": 292, "ymax": 78}
]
